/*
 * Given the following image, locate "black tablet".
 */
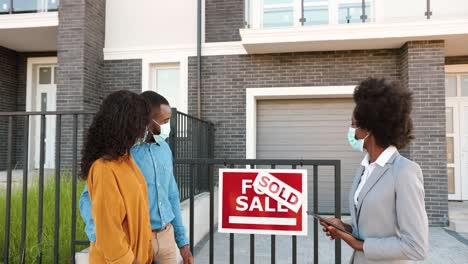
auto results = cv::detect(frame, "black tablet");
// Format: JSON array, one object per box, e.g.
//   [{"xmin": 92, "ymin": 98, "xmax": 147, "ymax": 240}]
[{"xmin": 312, "ymin": 214, "xmax": 363, "ymax": 241}]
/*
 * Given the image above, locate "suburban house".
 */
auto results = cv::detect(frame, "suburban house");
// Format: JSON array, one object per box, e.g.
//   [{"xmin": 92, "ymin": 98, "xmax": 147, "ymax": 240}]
[{"xmin": 1, "ymin": 0, "xmax": 468, "ymax": 235}]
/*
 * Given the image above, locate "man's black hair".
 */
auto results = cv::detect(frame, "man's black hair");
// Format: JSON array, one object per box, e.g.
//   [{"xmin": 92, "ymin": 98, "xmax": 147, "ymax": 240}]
[{"xmin": 140, "ymin": 91, "xmax": 170, "ymax": 110}]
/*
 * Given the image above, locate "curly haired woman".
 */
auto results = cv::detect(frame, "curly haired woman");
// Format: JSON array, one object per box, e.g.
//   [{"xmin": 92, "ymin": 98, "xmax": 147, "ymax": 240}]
[
  {"xmin": 81, "ymin": 90, "xmax": 153, "ymax": 264},
  {"xmin": 321, "ymin": 78, "xmax": 429, "ymax": 263}
]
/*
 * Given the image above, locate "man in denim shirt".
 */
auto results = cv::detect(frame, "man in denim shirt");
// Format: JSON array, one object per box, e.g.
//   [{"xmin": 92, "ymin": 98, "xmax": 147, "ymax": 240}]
[{"xmin": 79, "ymin": 91, "xmax": 193, "ymax": 264}]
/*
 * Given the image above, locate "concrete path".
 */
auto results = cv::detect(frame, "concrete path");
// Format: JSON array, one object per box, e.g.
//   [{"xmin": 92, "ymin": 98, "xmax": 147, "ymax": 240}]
[{"xmin": 194, "ymin": 216, "xmax": 468, "ymax": 263}]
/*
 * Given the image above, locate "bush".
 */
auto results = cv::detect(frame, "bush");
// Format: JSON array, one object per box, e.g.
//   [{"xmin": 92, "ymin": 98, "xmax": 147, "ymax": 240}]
[{"xmin": 0, "ymin": 174, "xmax": 89, "ymax": 263}]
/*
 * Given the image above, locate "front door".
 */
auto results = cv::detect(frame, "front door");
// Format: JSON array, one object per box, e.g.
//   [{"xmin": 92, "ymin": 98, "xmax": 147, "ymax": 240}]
[
  {"xmin": 34, "ymin": 65, "xmax": 57, "ymax": 169},
  {"xmin": 446, "ymin": 74, "xmax": 468, "ymax": 200}
]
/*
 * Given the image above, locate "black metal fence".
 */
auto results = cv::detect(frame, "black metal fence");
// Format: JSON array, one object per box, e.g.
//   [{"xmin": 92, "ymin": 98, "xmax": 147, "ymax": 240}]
[
  {"xmin": 0, "ymin": 110, "xmax": 214, "ymax": 264},
  {"xmin": 0, "ymin": 111, "xmax": 94, "ymax": 264},
  {"xmin": 1, "ymin": 111, "xmax": 343, "ymax": 264},
  {"xmin": 175, "ymin": 158, "xmax": 342, "ymax": 264},
  {"xmin": 169, "ymin": 110, "xmax": 215, "ymax": 201}
]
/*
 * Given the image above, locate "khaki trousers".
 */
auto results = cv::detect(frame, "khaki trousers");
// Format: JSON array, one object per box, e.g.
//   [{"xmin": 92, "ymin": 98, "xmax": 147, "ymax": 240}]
[{"xmin": 152, "ymin": 224, "xmax": 177, "ymax": 264}]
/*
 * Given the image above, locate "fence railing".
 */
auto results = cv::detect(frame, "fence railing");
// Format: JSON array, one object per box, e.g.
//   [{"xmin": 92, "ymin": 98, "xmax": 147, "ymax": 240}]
[
  {"xmin": 0, "ymin": 110, "xmax": 214, "ymax": 264},
  {"xmin": 0, "ymin": 0, "xmax": 59, "ymax": 14},
  {"xmin": 174, "ymin": 158, "xmax": 342, "ymax": 264},
  {"xmin": 169, "ymin": 109, "xmax": 215, "ymax": 201},
  {"xmin": 0, "ymin": 111, "xmax": 93, "ymax": 264}
]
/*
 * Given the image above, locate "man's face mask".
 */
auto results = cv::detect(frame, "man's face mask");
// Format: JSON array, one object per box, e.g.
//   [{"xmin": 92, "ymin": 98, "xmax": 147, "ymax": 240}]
[{"xmin": 152, "ymin": 119, "xmax": 171, "ymax": 142}]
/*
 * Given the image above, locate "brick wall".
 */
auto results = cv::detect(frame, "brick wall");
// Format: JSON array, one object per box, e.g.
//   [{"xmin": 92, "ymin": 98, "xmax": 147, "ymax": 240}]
[
  {"xmin": 0, "ymin": 46, "xmax": 18, "ymax": 170},
  {"xmin": 400, "ymin": 40, "xmax": 448, "ymax": 226},
  {"xmin": 57, "ymin": 0, "xmax": 106, "ymax": 170},
  {"xmin": 103, "ymin": 59, "xmax": 142, "ymax": 95},
  {"xmin": 205, "ymin": 0, "xmax": 244, "ymax": 42},
  {"xmin": 446, "ymin": 56, "xmax": 468, "ymax": 65},
  {"xmin": 188, "ymin": 50, "xmax": 400, "ymax": 159}
]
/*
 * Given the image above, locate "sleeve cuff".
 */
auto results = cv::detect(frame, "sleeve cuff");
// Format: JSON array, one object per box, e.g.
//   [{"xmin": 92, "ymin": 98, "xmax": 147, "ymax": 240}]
[
  {"xmin": 176, "ymin": 236, "xmax": 189, "ymax": 249},
  {"xmin": 108, "ymin": 248, "xmax": 135, "ymax": 264}
]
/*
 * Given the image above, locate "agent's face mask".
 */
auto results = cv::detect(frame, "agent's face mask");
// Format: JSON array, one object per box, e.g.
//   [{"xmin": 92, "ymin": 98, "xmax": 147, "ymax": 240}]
[
  {"xmin": 153, "ymin": 120, "xmax": 171, "ymax": 143},
  {"xmin": 347, "ymin": 127, "xmax": 369, "ymax": 152}
]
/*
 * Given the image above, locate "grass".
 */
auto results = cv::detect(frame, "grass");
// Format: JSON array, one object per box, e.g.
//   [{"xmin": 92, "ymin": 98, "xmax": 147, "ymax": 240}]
[{"xmin": 0, "ymin": 174, "xmax": 89, "ymax": 263}]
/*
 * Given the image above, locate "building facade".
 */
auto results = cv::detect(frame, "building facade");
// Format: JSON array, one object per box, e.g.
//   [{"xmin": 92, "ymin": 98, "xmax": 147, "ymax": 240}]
[{"xmin": 1, "ymin": 0, "xmax": 468, "ymax": 225}]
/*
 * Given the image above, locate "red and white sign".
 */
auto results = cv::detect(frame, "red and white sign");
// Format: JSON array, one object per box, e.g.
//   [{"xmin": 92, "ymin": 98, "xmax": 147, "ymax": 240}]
[{"xmin": 218, "ymin": 169, "xmax": 307, "ymax": 236}]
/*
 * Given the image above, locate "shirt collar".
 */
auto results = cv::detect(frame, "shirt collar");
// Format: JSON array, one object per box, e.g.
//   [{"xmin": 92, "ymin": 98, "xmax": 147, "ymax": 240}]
[{"xmin": 360, "ymin": 146, "xmax": 397, "ymax": 168}]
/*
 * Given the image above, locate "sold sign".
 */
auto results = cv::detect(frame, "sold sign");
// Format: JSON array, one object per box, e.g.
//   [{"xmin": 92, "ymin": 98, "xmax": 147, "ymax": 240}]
[
  {"xmin": 253, "ymin": 171, "xmax": 303, "ymax": 213},
  {"xmin": 218, "ymin": 169, "xmax": 307, "ymax": 236}
]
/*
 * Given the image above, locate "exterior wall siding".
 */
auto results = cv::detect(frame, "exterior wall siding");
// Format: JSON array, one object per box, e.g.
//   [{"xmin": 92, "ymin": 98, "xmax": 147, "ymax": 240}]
[{"xmin": 205, "ymin": 0, "xmax": 244, "ymax": 42}]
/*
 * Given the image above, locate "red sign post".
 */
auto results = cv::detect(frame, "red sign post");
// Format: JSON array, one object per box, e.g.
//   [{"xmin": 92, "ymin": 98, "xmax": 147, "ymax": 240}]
[{"xmin": 218, "ymin": 169, "xmax": 307, "ymax": 236}]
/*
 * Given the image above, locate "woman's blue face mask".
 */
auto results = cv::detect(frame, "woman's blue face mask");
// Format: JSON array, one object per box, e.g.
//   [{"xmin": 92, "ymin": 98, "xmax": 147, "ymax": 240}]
[{"xmin": 347, "ymin": 127, "xmax": 369, "ymax": 152}]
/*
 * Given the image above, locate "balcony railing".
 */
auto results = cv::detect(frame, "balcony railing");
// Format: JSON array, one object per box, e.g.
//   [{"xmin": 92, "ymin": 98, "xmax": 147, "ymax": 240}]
[
  {"xmin": 0, "ymin": 0, "xmax": 58, "ymax": 14},
  {"xmin": 244, "ymin": 0, "xmax": 468, "ymax": 29}
]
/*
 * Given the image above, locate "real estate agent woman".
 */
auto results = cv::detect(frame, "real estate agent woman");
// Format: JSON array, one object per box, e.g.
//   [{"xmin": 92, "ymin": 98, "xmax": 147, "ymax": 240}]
[
  {"xmin": 321, "ymin": 78, "xmax": 429, "ymax": 263},
  {"xmin": 81, "ymin": 90, "xmax": 153, "ymax": 264}
]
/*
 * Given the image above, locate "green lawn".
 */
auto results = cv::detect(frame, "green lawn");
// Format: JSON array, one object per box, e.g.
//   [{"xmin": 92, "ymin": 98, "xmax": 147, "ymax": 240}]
[{"xmin": 0, "ymin": 175, "xmax": 89, "ymax": 263}]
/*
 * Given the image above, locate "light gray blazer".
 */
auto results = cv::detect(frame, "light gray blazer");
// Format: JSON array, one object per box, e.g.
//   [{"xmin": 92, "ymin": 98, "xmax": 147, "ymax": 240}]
[{"xmin": 348, "ymin": 151, "xmax": 429, "ymax": 264}]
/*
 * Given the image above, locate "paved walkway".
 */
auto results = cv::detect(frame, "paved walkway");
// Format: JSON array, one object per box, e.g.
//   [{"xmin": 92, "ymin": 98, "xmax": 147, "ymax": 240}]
[{"xmin": 194, "ymin": 216, "xmax": 468, "ymax": 263}]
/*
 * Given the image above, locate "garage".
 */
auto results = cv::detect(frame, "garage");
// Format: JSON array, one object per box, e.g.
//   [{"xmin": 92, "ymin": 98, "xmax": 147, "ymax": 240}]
[{"xmin": 256, "ymin": 98, "xmax": 363, "ymax": 214}]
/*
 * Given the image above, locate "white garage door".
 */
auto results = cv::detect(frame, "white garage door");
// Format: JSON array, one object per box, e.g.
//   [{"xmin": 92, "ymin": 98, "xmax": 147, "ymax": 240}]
[{"xmin": 256, "ymin": 98, "xmax": 363, "ymax": 214}]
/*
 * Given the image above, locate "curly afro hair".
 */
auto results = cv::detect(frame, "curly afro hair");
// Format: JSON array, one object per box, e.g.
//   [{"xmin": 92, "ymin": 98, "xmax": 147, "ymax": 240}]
[
  {"xmin": 353, "ymin": 78, "xmax": 414, "ymax": 149},
  {"xmin": 80, "ymin": 90, "xmax": 151, "ymax": 179}
]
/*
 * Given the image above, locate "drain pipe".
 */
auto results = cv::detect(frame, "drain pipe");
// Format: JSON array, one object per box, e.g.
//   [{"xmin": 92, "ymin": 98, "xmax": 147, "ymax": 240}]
[{"xmin": 196, "ymin": 0, "xmax": 202, "ymax": 118}]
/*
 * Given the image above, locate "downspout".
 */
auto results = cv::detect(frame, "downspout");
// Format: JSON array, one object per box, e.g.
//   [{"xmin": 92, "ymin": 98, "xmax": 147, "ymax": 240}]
[{"xmin": 196, "ymin": 0, "xmax": 202, "ymax": 118}]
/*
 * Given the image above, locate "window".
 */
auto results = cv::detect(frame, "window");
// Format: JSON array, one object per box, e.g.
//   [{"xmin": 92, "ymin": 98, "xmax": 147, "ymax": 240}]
[
  {"xmin": 152, "ymin": 64, "xmax": 182, "ymax": 112},
  {"xmin": 461, "ymin": 75, "xmax": 468, "ymax": 97},
  {"xmin": 446, "ymin": 76, "xmax": 457, "ymax": 97},
  {"xmin": 39, "ymin": 67, "xmax": 52, "ymax": 84},
  {"xmin": 304, "ymin": 0, "xmax": 328, "ymax": 25},
  {"xmin": 263, "ymin": 0, "xmax": 295, "ymax": 27},
  {"xmin": 1, "ymin": 0, "xmax": 9, "ymax": 13}
]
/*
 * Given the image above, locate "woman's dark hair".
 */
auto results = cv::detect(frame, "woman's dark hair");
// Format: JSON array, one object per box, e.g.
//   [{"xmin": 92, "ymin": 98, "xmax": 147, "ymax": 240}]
[
  {"xmin": 80, "ymin": 90, "xmax": 150, "ymax": 179},
  {"xmin": 353, "ymin": 78, "xmax": 414, "ymax": 149},
  {"xmin": 140, "ymin": 91, "xmax": 170, "ymax": 110}
]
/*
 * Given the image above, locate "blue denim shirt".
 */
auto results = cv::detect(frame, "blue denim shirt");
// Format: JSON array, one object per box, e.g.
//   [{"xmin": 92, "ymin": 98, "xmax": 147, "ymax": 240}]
[{"xmin": 79, "ymin": 141, "xmax": 189, "ymax": 248}]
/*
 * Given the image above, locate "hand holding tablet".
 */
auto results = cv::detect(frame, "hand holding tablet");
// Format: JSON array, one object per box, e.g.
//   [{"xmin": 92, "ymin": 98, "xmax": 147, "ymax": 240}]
[{"xmin": 312, "ymin": 213, "xmax": 363, "ymax": 241}]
